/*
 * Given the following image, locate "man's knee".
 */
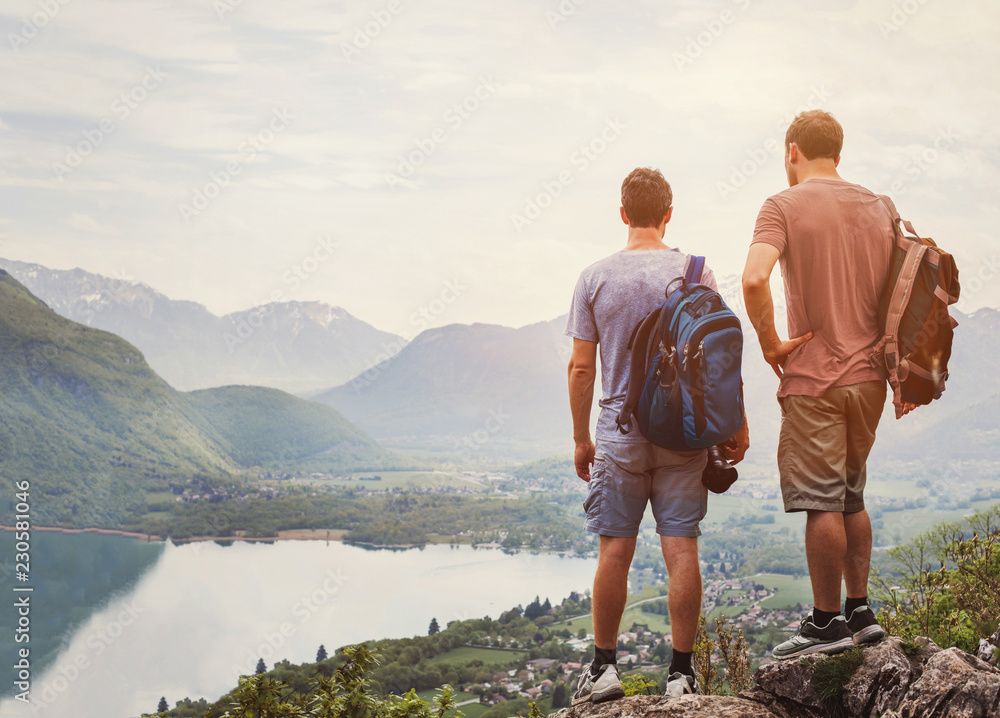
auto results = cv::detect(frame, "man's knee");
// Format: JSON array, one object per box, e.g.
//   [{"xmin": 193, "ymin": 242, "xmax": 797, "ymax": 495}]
[
  {"xmin": 660, "ymin": 535, "xmax": 699, "ymax": 571},
  {"xmin": 598, "ymin": 535, "xmax": 636, "ymax": 567}
]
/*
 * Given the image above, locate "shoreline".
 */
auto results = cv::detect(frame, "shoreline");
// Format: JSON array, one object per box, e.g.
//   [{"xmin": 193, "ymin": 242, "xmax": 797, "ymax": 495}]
[
  {"xmin": 0, "ymin": 526, "xmax": 589, "ymax": 555},
  {"xmin": 0, "ymin": 525, "xmax": 351, "ymax": 544}
]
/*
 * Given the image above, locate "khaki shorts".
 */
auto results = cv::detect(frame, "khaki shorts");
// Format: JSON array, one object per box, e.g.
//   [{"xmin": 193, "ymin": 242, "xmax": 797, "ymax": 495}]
[{"xmin": 777, "ymin": 381, "xmax": 886, "ymax": 513}]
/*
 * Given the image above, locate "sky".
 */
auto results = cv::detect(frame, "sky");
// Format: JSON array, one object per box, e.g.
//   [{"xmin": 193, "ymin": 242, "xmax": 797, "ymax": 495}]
[{"xmin": 1, "ymin": 0, "xmax": 998, "ymax": 338}]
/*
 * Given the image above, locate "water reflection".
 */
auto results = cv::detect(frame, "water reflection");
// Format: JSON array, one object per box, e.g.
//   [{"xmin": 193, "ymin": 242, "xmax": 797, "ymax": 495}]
[{"xmin": 1, "ymin": 536, "xmax": 594, "ymax": 718}]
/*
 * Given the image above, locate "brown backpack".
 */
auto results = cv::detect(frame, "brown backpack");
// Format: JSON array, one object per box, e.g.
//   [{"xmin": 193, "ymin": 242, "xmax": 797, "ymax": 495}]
[{"xmin": 871, "ymin": 196, "xmax": 960, "ymax": 419}]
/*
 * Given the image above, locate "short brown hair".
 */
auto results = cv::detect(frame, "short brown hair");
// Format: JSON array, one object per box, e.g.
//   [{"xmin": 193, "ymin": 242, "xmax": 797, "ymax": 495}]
[
  {"xmin": 621, "ymin": 168, "xmax": 672, "ymax": 228},
  {"xmin": 785, "ymin": 110, "xmax": 843, "ymax": 161}
]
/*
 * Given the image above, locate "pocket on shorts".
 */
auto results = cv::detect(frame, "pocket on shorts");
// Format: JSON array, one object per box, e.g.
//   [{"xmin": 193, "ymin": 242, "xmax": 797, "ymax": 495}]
[{"xmin": 582, "ymin": 457, "xmax": 605, "ymax": 519}]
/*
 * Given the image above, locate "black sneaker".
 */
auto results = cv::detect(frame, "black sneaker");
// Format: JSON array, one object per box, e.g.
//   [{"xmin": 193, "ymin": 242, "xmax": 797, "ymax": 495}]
[
  {"xmin": 846, "ymin": 604, "xmax": 886, "ymax": 646},
  {"xmin": 772, "ymin": 611, "xmax": 854, "ymax": 660}
]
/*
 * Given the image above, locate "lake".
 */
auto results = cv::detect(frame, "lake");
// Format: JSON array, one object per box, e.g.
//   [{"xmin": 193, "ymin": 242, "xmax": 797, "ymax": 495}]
[{"xmin": 0, "ymin": 535, "xmax": 596, "ymax": 718}]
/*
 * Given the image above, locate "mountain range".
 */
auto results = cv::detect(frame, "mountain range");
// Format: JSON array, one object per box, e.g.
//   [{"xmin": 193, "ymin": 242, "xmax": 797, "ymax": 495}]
[
  {"xmin": 0, "ymin": 269, "xmax": 388, "ymax": 528},
  {"xmin": 0, "ymin": 258, "xmax": 403, "ymax": 395},
  {"xmin": 3, "ymin": 257, "xmax": 996, "ymax": 469}
]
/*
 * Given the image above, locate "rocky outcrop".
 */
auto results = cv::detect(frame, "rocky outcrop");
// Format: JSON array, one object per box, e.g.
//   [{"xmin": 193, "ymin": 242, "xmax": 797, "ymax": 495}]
[
  {"xmin": 550, "ymin": 637, "xmax": 1000, "ymax": 718},
  {"xmin": 978, "ymin": 626, "xmax": 1000, "ymax": 667}
]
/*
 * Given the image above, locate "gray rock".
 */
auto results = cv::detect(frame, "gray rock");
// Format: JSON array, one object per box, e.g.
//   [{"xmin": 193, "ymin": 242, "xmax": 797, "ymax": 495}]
[
  {"xmin": 894, "ymin": 647, "xmax": 1000, "ymax": 717},
  {"xmin": 739, "ymin": 685, "xmax": 826, "ymax": 718},
  {"xmin": 978, "ymin": 625, "xmax": 1000, "ymax": 666},
  {"xmin": 841, "ymin": 639, "xmax": 915, "ymax": 717},
  {"xmin": 546, "ymin": 633, "xmax": 1000, "ymax": 718},
  {"xmin": 548, "ymin": 694, "xmax": 786, "ymax": 717},
  {"xmin": 751, "ymin": 656, "xmax": 823, "ymax": 711},
  {"xmin": 841, "ymin": 637, "xmax": 940, "ymax": 717}
]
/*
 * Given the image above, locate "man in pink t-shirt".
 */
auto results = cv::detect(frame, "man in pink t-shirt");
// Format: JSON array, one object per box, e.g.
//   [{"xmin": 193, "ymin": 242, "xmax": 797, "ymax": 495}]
[{"xmin": 742, "ymin": 110, "xmax": 894, "ymax": 659}]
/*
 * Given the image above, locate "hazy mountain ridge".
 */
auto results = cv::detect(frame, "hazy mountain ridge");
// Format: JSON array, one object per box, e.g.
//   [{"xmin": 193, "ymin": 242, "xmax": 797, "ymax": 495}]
[
  {"xmin": 315, "ymin": 285, "xmax": 997, "ymax": 467},
  {"xmin": 0, "ymin": 270, "xmax": 387, "ymax": 529},
  {"xmin": 0, "ymin": 258, "xmax": 403, "ymax": 395},
  {"xmin": 313, "ymin": 317, "xmax": 573, "ymax": 458}
]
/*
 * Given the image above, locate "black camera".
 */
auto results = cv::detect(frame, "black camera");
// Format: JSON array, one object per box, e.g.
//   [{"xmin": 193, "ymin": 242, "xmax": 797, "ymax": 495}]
[{"xmin": 702, "ymin": 446, "xmax": 738, "ymax": 494}]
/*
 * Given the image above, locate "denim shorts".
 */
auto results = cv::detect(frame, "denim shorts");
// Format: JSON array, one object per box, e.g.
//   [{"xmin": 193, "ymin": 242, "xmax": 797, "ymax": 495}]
[{"xmin": 583, "ymin": 439, "xmax": 708, "ymax": 538}]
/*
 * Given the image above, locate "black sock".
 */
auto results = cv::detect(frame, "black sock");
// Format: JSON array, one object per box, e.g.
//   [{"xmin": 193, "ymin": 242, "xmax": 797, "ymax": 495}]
[
  {"xmin": 669, "ymin": 649, "xmax": 693, "ymax": 677},
  {"xmin": 813, "ymin": 608, "xmax": 841, "ymax": 627},
  {"xmin": 845, "ymin": 596, "xmax": 868, "ymax": 616},
  {"xmin": 591, "ymin": 646, "xmax": 617, "ymax": 676}
]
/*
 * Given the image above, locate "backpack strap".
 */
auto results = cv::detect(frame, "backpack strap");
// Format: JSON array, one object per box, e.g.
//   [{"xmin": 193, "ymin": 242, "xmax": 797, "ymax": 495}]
[
  {"xmin": 617, "ymin": 306, "xmax": 664, "ymax": 435},
  {"xmin": 684, "ymin": 255, "xmax": 706, "ymax": 285},
  {"xmin": 878, "ymin": 195, "xmax": 919, "ymax": 239},
  {"xmin": 881, "ymin": 239, "xmax": 930, "ymax": 419}
]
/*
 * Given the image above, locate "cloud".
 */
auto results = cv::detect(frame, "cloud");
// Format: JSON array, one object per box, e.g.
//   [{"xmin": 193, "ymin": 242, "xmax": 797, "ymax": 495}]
[
  {"xmin": 0, "ymin": 0, "xmax": 997, "ymax": 329},
  {"xmin": 62, "ymin": 212, "xmax": 122, "ymax": 235}
]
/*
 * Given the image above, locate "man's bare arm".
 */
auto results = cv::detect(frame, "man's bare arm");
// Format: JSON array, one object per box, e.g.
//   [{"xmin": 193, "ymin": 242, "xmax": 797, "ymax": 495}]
[
  {"xmin": 742, "ymin": 243, "xmax": 813, "ymax": 377},
  {"xmin": 568, "ymin": 338, "xmax": 598, "ymax": 481}
]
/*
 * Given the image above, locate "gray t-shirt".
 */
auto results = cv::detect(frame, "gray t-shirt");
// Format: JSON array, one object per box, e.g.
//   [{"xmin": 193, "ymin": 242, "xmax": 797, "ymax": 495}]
[{"xmin": 565, "ymin": 248, "xmax": 718, "ymax": 444}]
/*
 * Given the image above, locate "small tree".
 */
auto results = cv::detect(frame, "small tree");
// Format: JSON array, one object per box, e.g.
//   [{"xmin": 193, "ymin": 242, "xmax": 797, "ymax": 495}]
[
  {"xmin": 429, "ymin": 617, "xmax": 440, "ymax": 635},
  {"xmin": 157, "ymin": 697, "xmax": 168, "ymax": 713},
  {"xmin": 255, "ymin": 658, "xmax": 266, "ymax": 674},
  {"xmin": 652, "ymin": 639, "xmax": 669, "ymax": 664},
  {"xmin": 317, "ymin": 644, "xmax": 328, "ymax": 661},
  {"xmin": 551, "ymin": 683, "xmax": 569, "ymax": 708}
]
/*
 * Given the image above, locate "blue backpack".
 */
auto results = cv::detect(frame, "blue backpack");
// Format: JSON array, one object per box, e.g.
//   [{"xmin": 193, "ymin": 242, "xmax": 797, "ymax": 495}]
[{"xmin": 615, "ymin": 256, "xmax": 745, "ymax": 450}]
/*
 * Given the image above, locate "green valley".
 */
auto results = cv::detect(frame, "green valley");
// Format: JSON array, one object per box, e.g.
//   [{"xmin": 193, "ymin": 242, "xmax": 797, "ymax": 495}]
[{"xmin": 0, "ymin": 270, "xmax": 391, "ymax": 529}]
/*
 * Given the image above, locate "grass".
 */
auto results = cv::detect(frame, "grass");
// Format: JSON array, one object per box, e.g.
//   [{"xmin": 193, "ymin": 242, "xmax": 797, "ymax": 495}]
[
  {"xmin": 755, "ymin": 574, "xmax": 814, "ymax": 609},
  {"xmin": 412, "ymin": 689, "xmax": 491, "ymax": 716},
  {"xmin": 427, "ymin": 646, "xmax": 526, "ymax": 666},
  {"xmin": 811, "ymin": 647, "xmax": 865, "ymax": 717},
  {"xmin": 456, "ymin": 703, "xmax": 490, "ymax": 717},
  {"xmin": 622, "ymin": 605, "xmax": 670, "ymax": 634}
]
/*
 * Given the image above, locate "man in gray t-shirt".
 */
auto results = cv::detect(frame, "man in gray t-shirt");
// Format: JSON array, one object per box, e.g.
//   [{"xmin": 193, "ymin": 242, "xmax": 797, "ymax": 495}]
[{"xmin": 565, "ymin": 168, "xmax": 749, "ymax": 704}]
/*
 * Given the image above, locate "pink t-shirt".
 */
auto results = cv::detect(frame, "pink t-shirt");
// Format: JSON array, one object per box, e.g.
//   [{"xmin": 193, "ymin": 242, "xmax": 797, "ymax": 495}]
[{"xmin": 752, "ymin": 178, "xmax": 894, "ymax": 397}]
